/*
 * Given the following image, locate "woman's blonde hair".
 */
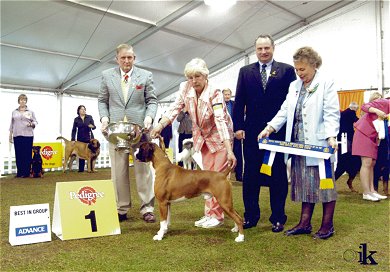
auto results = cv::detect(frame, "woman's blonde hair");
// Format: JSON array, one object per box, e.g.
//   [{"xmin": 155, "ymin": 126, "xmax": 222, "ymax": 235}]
[
  {"xmin": 184, "ymin": 58, "xmax": 209, "ymax": 78},
  {"xmin": 369, "ymin": 92, "xmax": 382, "ymax": 102}
]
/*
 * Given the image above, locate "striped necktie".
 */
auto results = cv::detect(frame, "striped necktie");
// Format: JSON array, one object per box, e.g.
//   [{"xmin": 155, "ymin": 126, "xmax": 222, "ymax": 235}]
[
  {"xmin": 122, "ymin": 74, "xmax": 129, "ymax": 101},
  {"xmin": 261, "ymin": 64, "xmax": 267, "ymax": 89}
]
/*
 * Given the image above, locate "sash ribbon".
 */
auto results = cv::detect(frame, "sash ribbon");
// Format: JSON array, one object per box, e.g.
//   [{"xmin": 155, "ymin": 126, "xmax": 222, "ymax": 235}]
[{"xmin": 258, "ymin": 138, "xmax": 335, "ymax": 190}]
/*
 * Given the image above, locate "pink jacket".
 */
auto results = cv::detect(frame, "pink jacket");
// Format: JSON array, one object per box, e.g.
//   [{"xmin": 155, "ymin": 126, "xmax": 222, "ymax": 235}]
[
  {"xmin": 354, "ymin": 98, "xmax": 390, "ymax": 138},
  {"xmin": 164, "ymin": 81, "xmax": 233, "ymax": 153}
]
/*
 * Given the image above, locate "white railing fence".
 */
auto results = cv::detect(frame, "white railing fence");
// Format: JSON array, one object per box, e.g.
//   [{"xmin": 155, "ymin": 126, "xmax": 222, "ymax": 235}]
[{"xmin": 0, "ymin": 138, "xmax": 111, "ymax": 176}]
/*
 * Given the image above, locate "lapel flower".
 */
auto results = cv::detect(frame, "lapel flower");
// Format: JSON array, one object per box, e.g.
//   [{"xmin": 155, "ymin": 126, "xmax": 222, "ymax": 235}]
[
  {"xmin": 135, "ymin": 84, "xmax": 144, "ymax": 90},
  {"xmin": 269, "ymin": 70, "xmax": 277, "ymax": 77},
  {"xmin": 306, "ymin": 83, "xmax": 319, "ymax": 94}
]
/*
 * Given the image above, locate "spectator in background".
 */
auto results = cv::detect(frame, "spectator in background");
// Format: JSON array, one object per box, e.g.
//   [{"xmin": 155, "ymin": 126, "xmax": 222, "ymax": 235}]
[
  {"xmin": 71, "ymin": 105, "xmax": 96, "ymax": 172},
  {"xmin": 177, "ymin": 108, "xmax": 193, "ymax": 167},
  {"xmin": 9, "ymin": 94, "xmax": 38, "ymax": 178},
  {"xmin": 223, "ymin": 88, "xmax": 243, "ymax": 182},
  {"xmin": 334, "ymin": 102, "xmax": 360, "ymax": 192},
  {"xmin": 159, "ymin": 117, "xmax": 172, "ymax": 148},
  {"xmin": 352, "ymin": 92, "xmax": 389, "ymax": 201},
  {"xmin": 258, "ymin": 46, "xmax": 340, "ymax": 240},
  {"xmin": 223, "ymin": 88, "xmax": 234, "ymax": 117},
  {"xmin": 233, "ymin": 34, "xmax": 296, "ymax": 232}
]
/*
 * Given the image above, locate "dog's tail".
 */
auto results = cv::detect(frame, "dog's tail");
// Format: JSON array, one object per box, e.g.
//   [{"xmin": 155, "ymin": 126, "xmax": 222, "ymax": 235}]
[{"xmin": 56, "ymin": 136, "xmax": 69, "ymax": 143}]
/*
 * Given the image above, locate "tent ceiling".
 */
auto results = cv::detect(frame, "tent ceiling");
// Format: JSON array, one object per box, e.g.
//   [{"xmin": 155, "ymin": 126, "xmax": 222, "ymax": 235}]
[{"xmin": 1, "ymin": 0, "xmax": 355, "ymax": 99}]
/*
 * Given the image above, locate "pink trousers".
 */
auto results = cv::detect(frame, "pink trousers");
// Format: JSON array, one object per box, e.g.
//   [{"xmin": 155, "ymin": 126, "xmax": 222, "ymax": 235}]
[{"xmin": 201, "ymin": 144, "xmax": 229, "ymax": 221}]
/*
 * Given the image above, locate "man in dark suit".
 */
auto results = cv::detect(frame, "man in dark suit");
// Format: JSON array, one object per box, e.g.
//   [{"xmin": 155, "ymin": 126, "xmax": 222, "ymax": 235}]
[
  {"xmin": 233, "ymin": 35, "xmax": 296, "ymax": 232},
  {"xmin": 335, "ymin": 102, "xmax": 360, "ymax": 192}
]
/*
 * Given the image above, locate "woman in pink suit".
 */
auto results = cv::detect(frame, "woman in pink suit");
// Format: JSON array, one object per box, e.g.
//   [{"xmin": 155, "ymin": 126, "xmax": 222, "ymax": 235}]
[
  {"xmin": 352, "ymin": 92, "xmax": 389, "ymax": 201},
  {"xmin": 151, "ymin": 58, "xmax": 236, "ymax": 228}
]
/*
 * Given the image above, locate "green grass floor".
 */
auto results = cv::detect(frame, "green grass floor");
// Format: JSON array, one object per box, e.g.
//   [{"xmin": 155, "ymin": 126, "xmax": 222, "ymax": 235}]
[{"xmin": 0, "ymin": 168, "xmax": 389, "ymax": 271}]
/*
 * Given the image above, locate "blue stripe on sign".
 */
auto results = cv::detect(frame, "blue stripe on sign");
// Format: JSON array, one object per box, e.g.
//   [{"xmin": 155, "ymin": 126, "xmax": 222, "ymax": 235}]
[
  {"xmin": 324, "ymin": 158, "xmax": 333, "ymax": 179},
  {"xmin": 16, "ymin": 225, "xmax": 48, "ymax": 236}
]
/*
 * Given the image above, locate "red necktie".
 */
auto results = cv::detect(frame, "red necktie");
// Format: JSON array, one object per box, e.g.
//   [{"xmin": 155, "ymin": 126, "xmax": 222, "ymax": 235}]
[{"xmin": 123, "ymin": 74, "xmax": 129, "ymax": 83}]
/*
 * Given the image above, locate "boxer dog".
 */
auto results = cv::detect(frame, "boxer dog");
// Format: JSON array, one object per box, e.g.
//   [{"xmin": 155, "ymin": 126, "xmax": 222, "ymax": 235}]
[
  {"xmin": 136, "ymin": 138, "xmax": 244, "ymax": 242},
  {"xmin": 30, "ymin": 146, "xmax": 44, "ymax": 178},
  {"xmin": 56, "ymin": 136, "xmax": 100, "ymax": 173}
]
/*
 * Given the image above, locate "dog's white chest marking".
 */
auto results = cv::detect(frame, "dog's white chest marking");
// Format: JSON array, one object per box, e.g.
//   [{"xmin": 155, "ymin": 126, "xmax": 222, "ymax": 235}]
[
  {"xmin": 169, "ymin": 196, "xmax": 188, "ymax": 203},
  {"xmin": 202, "ymin": 193, "xmax": 212, "ymax": 200}
]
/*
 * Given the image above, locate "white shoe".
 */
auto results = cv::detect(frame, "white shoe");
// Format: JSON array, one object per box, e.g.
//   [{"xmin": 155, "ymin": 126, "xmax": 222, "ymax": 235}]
[
  {"xmin": 194, "ymin": 216, "xmax": 210, "ymax": 227},
  {"xmin": 201, "ymin": 217, "xmax": 223, "ymax": 228},
  {"xmin": 371, "ymin": 192, "xmax": 387, "ymax": 200},
  {"xmin": 363, "ymin": 193, "xmax": 380, "ymax": 201}
]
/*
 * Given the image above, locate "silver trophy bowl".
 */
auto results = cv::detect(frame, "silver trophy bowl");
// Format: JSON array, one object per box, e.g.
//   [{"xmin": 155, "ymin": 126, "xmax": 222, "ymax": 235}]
[{"xmin": 105, "ymin": 121, "xmax": 142, "ymax": 153}]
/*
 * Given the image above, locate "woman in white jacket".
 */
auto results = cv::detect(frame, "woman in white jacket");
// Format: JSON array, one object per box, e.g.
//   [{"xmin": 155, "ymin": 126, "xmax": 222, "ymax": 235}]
[{"xmin": 258, "ymin": 47, "xmax": 339, "ymax": 239}]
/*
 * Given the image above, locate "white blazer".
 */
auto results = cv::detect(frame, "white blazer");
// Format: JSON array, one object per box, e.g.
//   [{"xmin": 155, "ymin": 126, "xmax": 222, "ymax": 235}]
[{"xmin": 268, "ymin": 70, "xmax": 340, "ymax": 166}]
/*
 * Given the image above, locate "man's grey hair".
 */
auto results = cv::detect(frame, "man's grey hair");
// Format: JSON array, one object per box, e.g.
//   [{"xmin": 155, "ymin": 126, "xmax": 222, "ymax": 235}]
[{"xmin": 349, "ymin": 102, "xmax": 359, "ymax": 111}]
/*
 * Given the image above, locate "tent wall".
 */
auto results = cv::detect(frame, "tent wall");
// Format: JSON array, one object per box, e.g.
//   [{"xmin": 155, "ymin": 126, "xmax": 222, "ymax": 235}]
[{"xmin": 1, "ymin": 0, "xmax": 388, "ymax": 175}]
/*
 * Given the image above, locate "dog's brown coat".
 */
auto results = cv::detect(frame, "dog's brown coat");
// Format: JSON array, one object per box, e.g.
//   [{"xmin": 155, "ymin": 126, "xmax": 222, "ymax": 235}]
[
  {"xmin": 56, "ymin": 136, "xmax": 100, "ymax": 173},
  {"xmin": 136, "ymin": 141, "xmax": 244, "ymax": 239}
]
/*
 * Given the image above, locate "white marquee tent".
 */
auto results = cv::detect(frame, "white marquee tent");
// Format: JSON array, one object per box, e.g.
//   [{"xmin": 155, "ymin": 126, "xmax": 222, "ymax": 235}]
[{"xmin": 1, "ymin": 0, "xmax": 388, "ymax": 174}]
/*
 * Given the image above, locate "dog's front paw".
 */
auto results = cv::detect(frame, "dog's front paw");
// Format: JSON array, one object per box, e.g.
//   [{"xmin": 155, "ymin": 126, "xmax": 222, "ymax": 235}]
[
  {"xmin": 231, "ymin": 225, "xmax": 239, "ymax": 233},
  {"xmin": 235, "ymin": 234, "xmax": 245, "ymax": 243},
  {"xmin": 153, "ymin": 234, "xmax": 163, "ymax": 241}
]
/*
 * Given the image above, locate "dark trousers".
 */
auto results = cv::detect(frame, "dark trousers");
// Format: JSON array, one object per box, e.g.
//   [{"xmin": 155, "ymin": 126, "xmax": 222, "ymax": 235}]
[
  {"xmin": 374, "ymin": 140, "xmax": 389, "ymax": 189},
  {"xmin": 233, "ymin": 138, "xmax": 243, "ymax": 180},
  {"xmin": 78, "ymin": 139, "xmax": 90, "ymax": 172},
  {"xmin": 178, "ymin": 133, "xmax": 192, "ymax": 167},
  {"xmin": 14, "ymin": 136, "xmax": 33, "ymax": 177},
  {"xmin": 243, "ymin": 142, "xmax": 288, "ymax": 225}
]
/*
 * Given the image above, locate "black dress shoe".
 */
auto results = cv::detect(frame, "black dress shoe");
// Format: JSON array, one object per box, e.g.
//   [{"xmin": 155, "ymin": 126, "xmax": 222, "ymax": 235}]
[
  {"xmin": 118, "ymin": 213, "xmax": 128, "ymax": 222},
  {"xmin": 243, "ymin": 221, "xmax": 257, "ymax": 229},
  {"xmin": 313, "ymin": 227, "xmax": 335, "ymax": 240},
  {"xmin": 285, "ymin": 225, "xmax": 312, "ymax": 236},
  {"xmin": 272, "ymin": 222, "xmax": 284, "ymax": 233}
]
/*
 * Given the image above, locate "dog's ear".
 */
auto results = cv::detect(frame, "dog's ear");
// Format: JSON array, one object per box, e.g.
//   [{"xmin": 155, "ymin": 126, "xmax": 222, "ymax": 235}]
[{"xmin": 95, "ymin": 140, "xmax": 100, "ymax": 148}]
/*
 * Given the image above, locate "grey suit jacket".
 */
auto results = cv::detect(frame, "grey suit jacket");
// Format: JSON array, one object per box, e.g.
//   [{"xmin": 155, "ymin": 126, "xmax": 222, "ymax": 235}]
[{"xmin": 98, "ymin": 66, "xmax": 158, "ymax": 126}]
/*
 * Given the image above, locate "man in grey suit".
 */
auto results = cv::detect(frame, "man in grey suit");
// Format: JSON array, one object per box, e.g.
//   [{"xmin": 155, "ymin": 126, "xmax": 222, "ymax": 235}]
[{"xmin": 98, "ymin": 44, "xmax": 158, "ymax": 223}]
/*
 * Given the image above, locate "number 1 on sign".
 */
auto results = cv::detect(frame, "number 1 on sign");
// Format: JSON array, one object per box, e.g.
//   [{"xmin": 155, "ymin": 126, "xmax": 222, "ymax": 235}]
[{"xmin": 85, "ymin": 210, "xmax": 97, "ymax": 232}]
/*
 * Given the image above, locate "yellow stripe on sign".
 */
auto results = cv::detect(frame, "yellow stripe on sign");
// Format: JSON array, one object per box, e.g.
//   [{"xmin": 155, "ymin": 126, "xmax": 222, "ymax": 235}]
[
  {"xmin": 260, "ymin": 164, "xmax": 272, "ymax": 176},
  {"xmin": 320, "ymin": 178, "xmax": 334, "ymax": 189}
]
